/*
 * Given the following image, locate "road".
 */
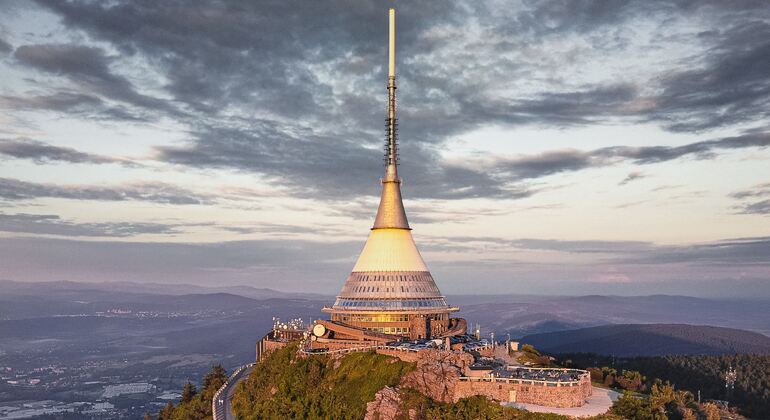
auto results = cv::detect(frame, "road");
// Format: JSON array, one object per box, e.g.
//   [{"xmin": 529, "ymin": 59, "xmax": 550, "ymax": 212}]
[{"xmin": 213, "ymin": 364, "xmax": 254, "ymax": 420}]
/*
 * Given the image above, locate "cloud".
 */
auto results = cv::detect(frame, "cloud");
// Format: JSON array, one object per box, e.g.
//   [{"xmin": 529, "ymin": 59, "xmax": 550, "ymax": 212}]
[
  {"xmin": 730, "ymin": 182, "xmax": 770, "ymax": 200},
  {"xmin": 649, "ymin": 20, "xmax": 770, "ymax": 132},
  {"xmin": 1, "ymin": 233, "xmax": 767, "ymax": 295},
  {"xmin": 157, "ymin": 128, "xmax": 769, "ymax": 201},
  {"xmin": 590, "ymin": 269, "xmax": 632, "ymax": 284},
  {"xmin": 420, "ymin": 235, "xmax": 657, "ymax": 254},
  {"xmin": 619, "ymin": 171, "xmax": 646, "ymax": 185},
  {"xmin": 0, "ymin": 92, "xmax": 102, "ymax": 111},
  {"xmin": 0, "ymin": 212, "xmax": 180, "ymax": 237},
  {"xmin": 0, "ymin": 91, "xmax": 150, "ymax": 122},
  {"xmin": 0, "ymin": 37, "xmax": 12, "ymax": 54},
  {"xmin": 0, "ymin": 138, "xmax": 120, "ymax": 164},
  {"xmin": 218, "ymin": 223, "xmax": 323, "ymax": 236},
  {"xmin": 618, "ymin": 236, "xmax": 770, "ymax": 266},
  {"xmin": 496, "ymin": 1, "xmax": 770, "ymax": 131},
  {"xmin": 483, "ymin": 132, "xmax": 770, "ymax": 183},
  {"xmin": 510, "ymin": 238, "xmax": 655, "ymax": 254},
  {"xmin": 0, "ymin": 177, "xmax": 213, "ymax": 205},
  {"xmin": 421, "ymin": 234, "xmax": 770, "ymax": 268},
  {"xmin": 729, "ymin": 182, "xmax": 770, "ymax": 215},
  {"xmin": 14, "ymin": 43, "xmax": 172, "ymax": 115},
  {"xmin": 0, "ymin": 235, "xmax": 359, "ymax": 290},
  {"xmin": 737, "ymin": 200, "xmax": 770, "ymax": 215},
  {"xmin": 7, "ymin": 0, "xmax": 763, "ymax": 202}
]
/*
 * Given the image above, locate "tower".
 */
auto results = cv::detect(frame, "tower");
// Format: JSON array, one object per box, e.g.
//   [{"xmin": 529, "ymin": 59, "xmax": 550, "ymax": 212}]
[{"xmin": 321, "ymin": 9, "xmax": 462, "ymax": 341}]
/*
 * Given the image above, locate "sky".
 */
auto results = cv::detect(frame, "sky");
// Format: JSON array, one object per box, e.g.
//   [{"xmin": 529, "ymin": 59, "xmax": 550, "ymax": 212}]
[{"xmin": 0, "ymin": 0, "xmax": 768, "ymax": 298}]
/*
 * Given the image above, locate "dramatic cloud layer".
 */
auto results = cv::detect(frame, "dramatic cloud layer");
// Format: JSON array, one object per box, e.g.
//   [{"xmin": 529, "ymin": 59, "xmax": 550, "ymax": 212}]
[
  {"xmin": 0, "ymin": 0, "xmax": 767, "ymax": 296},
  {"xmin": 0, "ymin": 138, "xmax": 118, "ymax": 164},
  {"xmin": 0, "ymin": 178, "xmax": 213, "ymax": 205},
  {"xmin": 2, "ymin": 0, "xmax": 762, "ymax": 200},
  {"xmin": 0, "ymin": 212, "xmax": 180, "ymax": 237}
]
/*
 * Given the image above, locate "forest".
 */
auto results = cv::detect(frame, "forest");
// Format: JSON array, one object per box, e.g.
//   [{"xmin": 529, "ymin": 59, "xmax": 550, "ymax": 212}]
[{"xmin": 559, "ymin": 353, "xmax": 770, "ymax": 418}]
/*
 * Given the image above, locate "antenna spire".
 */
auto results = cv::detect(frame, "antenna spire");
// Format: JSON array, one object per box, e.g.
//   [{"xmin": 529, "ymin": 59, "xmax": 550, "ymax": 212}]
[
  {"xmin": 372, "ymin": 8, "xmax": 409, "ymax": 230},
  {"xmin": 385, "ymin": 8, "xmax": 398, "ymax": 182}
]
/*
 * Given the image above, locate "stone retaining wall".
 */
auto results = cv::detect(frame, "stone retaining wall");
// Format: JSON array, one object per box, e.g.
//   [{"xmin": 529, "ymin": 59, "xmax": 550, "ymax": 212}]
[
  {"xmin": 453, "ymin": 375, "xmax": 592, "ymax": 408},
  {"xmin": 375, "ymin": 347, "xmax": 422, "ymax": 363}
]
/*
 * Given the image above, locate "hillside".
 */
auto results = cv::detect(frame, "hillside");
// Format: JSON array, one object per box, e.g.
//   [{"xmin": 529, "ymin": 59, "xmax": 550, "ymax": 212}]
[
  {"xmin": 229, "ymin": 344, "xmax": 595, "ymax": 420},
  {"xmin": 152, "ymin": 343, "xmax": 743, "ymax": 420},
  {"xmin": 561, "ymin": 353, "xmax": 770, "ymax": 418},
  {"xmin": 522, "ymin": 323, "xmax": 770, "ymax": 357}
]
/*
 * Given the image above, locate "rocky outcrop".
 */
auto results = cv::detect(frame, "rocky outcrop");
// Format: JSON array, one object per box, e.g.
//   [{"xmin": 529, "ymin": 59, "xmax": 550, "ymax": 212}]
[
  {"xmin": 364, "ymin": 386, "xmax": 402, "ymax": 420},
  {"xmin": 366, "ymin": 350, "xmax": 474, "ymax": 418},
  {"xmin": 399, "ymin": 349, "xmax": 473, "ymax": 403}
]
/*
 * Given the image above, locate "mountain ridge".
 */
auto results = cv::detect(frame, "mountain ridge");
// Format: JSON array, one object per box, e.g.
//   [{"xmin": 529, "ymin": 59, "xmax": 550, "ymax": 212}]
[{"xmin": 521, "ymin": 323, "xmax": 770, "ymax": 357}]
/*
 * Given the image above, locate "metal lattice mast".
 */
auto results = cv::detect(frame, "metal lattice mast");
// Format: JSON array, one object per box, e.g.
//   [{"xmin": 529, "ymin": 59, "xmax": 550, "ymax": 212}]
[{"xmin": 385, "ymin": 8, "xmax": 398, "ymax": 182}]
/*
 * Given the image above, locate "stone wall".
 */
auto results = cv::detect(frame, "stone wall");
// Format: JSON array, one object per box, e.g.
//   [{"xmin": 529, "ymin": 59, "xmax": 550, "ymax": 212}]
[
  {"xmin": 311, "ymin": 338, "xmax": 375, "ymax": 352},
  {"xmin": 375, "ymin": 348, "xmax": 422, "ymax": 363},
  {"xmin": 453, "ymin": 375, "xmax": 592, "ymax": 408},
  {"xmin": 372, "ymin": 348, "xmax": 590, "ymax": 408}
]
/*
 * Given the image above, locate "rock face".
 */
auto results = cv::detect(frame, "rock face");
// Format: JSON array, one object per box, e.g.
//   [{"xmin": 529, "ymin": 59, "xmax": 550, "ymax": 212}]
[
  {"xmin": 399, "ymin": 349, "xmax": 473, "ymax": 403},
  {"xmin": 365, "ymin": 350, "xmax": 474, "ymax": 419},
  {"xmin": 364, "ymin": 386, "xmax": 402, "ymax": 420}
]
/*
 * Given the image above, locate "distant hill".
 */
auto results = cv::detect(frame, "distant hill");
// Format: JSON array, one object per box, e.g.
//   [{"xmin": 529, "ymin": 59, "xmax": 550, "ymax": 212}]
[
  {"xmin": 0, "ymin": 279, "xmax": 330, "ymax": 300},
  {"xmin": 457, "ymin": 294, "xmax": 770, "ymax": 337},
  {"xmin": 521, "ymin": 323, "xmax": 770, "ymax": 356}
]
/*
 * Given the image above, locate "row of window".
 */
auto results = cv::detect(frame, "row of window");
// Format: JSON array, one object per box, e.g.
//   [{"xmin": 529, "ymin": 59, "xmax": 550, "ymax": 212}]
[
  {"xmin": 350, "ymin": 285, "xmax": 436, "ymax": 293},
  {"xmin": 333, "ymin": 314, "xmax": 411, "ymax": 322},
  {"xmin": 365, "ymin": 327, "xmax": 409, "ymax": 334},
  {"xmin": 333, "ymin": 298, "xmax": 449, "ymax": 308},
  {"xmin": 350, "ymin": 273, "xmax": 434, "ymax": 282}
]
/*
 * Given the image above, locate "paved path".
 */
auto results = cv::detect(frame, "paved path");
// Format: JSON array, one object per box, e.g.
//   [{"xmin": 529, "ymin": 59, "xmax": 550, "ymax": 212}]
[
  {"xmin": 506, "ymin": 386, "xmax": 620, "ymax": 418},
  {"xmin": 213, "ymin": 365, "xmax": 254, "ymax": 420}
]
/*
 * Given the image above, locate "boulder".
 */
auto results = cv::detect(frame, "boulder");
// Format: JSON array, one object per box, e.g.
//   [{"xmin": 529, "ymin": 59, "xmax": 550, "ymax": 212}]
[{"xmin": 365, "ymin": 386, "xmax": 402, "ymax": 420}]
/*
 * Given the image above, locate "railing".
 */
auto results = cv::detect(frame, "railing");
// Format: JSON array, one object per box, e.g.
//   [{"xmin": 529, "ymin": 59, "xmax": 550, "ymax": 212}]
[
  {"xmin": 299, "ymin": 344, "xmax": 418, "ymax": 355},
  {"xmin": 211, "ymin": 363, "xmax": 255, "ymax": 420},
  {"xmin": 458, "ymin": 375, "xmax": 586, "ymax": 387},
  {"xmin": 299, "ymin": 342, "xmax": 495, "ymax": 356},
  {"xmin": 505, "ymin": 366, "xmax": 586, "ymax": 373},
  {"xmin": 459, "ymin": 365, "xmax": 590, "ymax": 387}
]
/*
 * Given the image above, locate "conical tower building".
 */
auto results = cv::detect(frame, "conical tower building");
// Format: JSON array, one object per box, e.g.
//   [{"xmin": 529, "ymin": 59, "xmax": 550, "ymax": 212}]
[{"xmin": 320, "ymin": 9, "xmax": 462, "ymax": 341}]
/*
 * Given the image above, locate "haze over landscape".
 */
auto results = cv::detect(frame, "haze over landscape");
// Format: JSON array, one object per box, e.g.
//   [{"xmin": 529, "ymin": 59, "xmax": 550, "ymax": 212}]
[{"xmin": 0, "ymin": 1, "xmax": 768, "ymax": 297}]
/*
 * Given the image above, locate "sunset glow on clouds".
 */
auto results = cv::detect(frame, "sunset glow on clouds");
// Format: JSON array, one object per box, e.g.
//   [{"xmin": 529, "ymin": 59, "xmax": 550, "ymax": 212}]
[{"xmin": 0, "ymin": 1, "xmax": 768, "ymax": 297}]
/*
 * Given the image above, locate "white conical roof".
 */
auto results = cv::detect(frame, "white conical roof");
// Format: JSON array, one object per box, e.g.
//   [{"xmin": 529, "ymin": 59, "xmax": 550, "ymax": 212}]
[{"xmin": 352, "ymin": 229, "xmax": 427, "ymax": 272}]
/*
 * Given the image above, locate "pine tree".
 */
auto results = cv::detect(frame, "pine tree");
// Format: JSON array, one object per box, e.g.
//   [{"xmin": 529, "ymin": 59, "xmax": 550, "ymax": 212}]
[
  {"xmin": 181, "ymin": 381, "xmax": 197, "ymax": 403},
  {"xmin": 157, "ymin": 401, "xmax": 174, "ymax": 420},
  {"xmin": 203, "ymin": 364, "xmax": 228, "ymax": 392}
]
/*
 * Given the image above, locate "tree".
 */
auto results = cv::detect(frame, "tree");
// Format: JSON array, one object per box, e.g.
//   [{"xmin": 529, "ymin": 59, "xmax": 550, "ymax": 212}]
[
  {"xmin": 157, "ymin": 401, "xmax": 174, "ymax": 420},
  {"xmin": 203, "ymin": 364, "xmax": 228, "ymax": 393},
  {"xmin": 617, "ymin": 370, "xmax": 645, "ymax": 392},
  {"xmin": 700, "ymin": 402, "xmax": 721, "ymax": 420},
  {"xmin": 610, "ymin": 392, "xmax": 656, "ymax": 420},
  {"xmin": 181, "ymin": 381, "xmax": 197, "ymax": 403}
]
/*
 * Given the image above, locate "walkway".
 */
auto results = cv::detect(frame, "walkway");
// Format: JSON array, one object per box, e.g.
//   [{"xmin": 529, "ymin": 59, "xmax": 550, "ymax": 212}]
[{"xmin": 212, "ymin": 364, "xmax": 254, "ymax": 420}]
